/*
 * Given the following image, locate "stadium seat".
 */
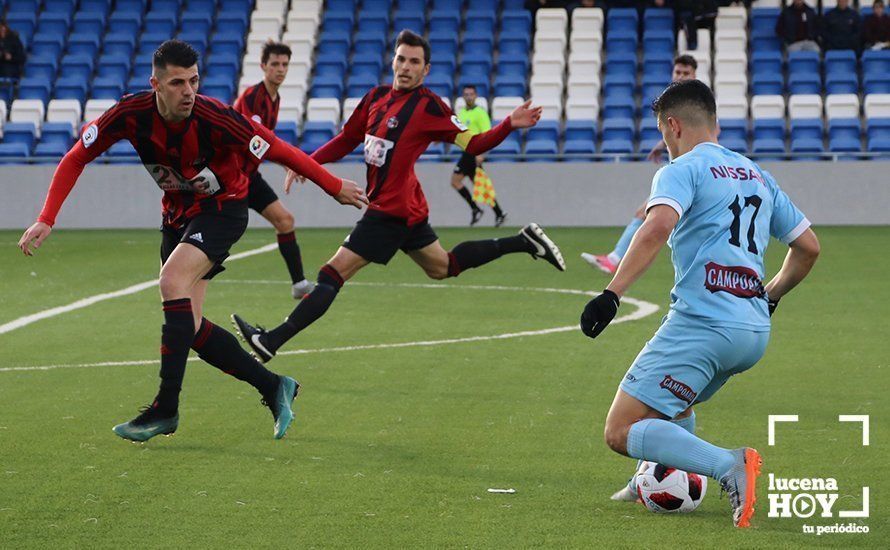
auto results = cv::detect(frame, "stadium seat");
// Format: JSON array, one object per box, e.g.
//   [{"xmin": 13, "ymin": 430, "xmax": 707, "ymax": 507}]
[
  {"xmin": 494, "ymin": 75, "xmax": 527, "ymax": 98},
  {"xmin": 750, "ymin": 51, "xmax": 782, "ymax": 77},
  {"xmin": 2, "ymin": 122, "xmax": 38, "ymax": 151},
  {"xmin": 525, "ymin": 139, "xmax": 558, "ymax": 162},
  {"xmin": 46, "ymin": 99, "xmax": 82, "ymax": 126},
  {"xmin": 606, "ymin": 8, "xmax": 637, "ymax": 32},
  {"xmin": 562, "ymin": 139, "xmax": 596, "ymax": 161},
  {"xmin": 273, "ymin": 121, "xmax": 299, "ymax": 145},
  {"xmin": 825, "ymin": 73, "xmax": 859, "ymax": 95},
  {"xmin": 40, "ymin": 121, "xmax": 75, "ymax": 143},
  {"xmin": 789, "ymin": 137, "xmax": 824, "ymax": 160},
  {"xmin": 826, "ymin": 94, "xmax": 860, "ymax": 119},
  {"xmin": 644, "ymin": 8, "xmax": 673, "ymax": 32},
  {"xmin": 719, "ymin": 118, "xmax": 748, "ymax": 143},
  {"xmin": 788, "ymin": 51, "xmax": 820, "ymax": 76},
  {"xmin": 788, "ymin": 95, "xmax": 824, "ymax": 120},
  {"xmin": 601, "ymin": 118, "xmax": 635, "ymax": 144},
  {"xmin": 602, "ymin": 96, "xmax": 635, "ymax": 120},
  {"xmin": 565, "ymin": 96, "xmax": 599, "ymax": 120},
  {"xmin": 528, "ymin": 120, "xmax": 561, "ymax": 143},
  {"xmin": 751, "ymin": 95, "xmax": 786, "ymax": 119},
  {"xmin": 0, "ymin": 142, "xmax": 32, "ymax": 162},
  {"xmin": 751, "ymin": 73, "xmax": 784, "ymax": 96},
  {"xmin": 17, "ymin": 79, "xmax": 52, "ymax": 105},
  {"xmin": 828, "ymin": 118, "xmax": 861, "ymax": 152},
  {"xmin": 862, "ymin": 49, "xmax": 890, "ymax": 77},
  {"xmin": 788, "ymin": 73, "xmax": 822, "ymax": 95}
]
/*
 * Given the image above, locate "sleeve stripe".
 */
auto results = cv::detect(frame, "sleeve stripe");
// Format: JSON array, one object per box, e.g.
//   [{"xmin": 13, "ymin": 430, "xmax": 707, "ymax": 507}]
[
  {"xmin": 197, "ymin": 102, "xmax": 254, "ymax": 142},
  {"xmin": 95, "ymin": 95, "xmax": 153, "ymax": 131},
  {"xmin": 780, "ymin": 217, "xmax": 811, "ymax": 244},
  {"xmin": 647, "ymin": 197, "xmax": 684, "ymax": 218}
]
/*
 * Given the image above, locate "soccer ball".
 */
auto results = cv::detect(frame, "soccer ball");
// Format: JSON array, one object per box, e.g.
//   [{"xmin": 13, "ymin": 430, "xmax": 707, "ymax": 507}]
[{"xmin": 635, "ymin": 461, "xmax": 707, "ymax": 513}]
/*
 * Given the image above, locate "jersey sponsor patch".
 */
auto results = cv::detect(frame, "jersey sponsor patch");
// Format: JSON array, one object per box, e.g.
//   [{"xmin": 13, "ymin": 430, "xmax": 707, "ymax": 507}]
[
  {"xmin": 450, "ymin": 115, "xmax": 468, "ymax": 132},
  {"xmin": 145, "ymin": 164, "xmax": 222, "ymax": 195},
  {"xmin": 82, "ymin": 124, "xmax": 99, "ymax": 148},
  {"xmin": 703, "ymin": 261, "xmax": 765, "ymax": 298},
  {"xmin": 249, "ymin": 135, "xmax": 271, "ymax": 159},
  {"xmin": 364, "ymin": 134, "xmax": 395, "ymax": 167}
]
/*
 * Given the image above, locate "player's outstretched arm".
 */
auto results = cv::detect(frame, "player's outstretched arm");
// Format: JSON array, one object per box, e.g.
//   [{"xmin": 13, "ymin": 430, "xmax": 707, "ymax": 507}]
[
  {"xmin": 265, "ymin": 137, "xmax": 368, "ymax": 208},
  {"xmin": 763, "ymin": 228, "xmax": 820, "ymax": 307},
  {"xmin": 18, "ymin": 222, "xmax": 52, "ymax": 256},
  {"xmin": 581, "ymin": 205, "xmax": 677, "ymax": 339},
  {"xmin": 460, "ymin": 101, "xmax": 543, "ymax": 156}
]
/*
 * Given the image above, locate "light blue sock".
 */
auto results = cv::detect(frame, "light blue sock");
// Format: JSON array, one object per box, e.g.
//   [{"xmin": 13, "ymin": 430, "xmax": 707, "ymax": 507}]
[
  {"xmin": 626, "ymin": 412, "xmax": 696, "ymax": 489},
  {"xmin": 611, "ymin": 217, "xmax": 644, "ymax": 260},
  {"xmin": 626, "ymin": 418, "xmax": 736, "ymax": 480}
]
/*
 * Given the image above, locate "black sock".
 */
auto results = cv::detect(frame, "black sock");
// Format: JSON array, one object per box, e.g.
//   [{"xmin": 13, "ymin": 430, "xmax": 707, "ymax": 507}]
[
  {"xmin": 193, "ymin": 318, "xmax": 280, "ymax": 396},
  {"xmin": 277, "ymin": 231, "xmax": 305, "ymax": 283},
  {"xmin": 154, "ymin": 298, "xmax": 194, "ymax": 415},
  {"xmin": 492, "ymin": 201, "xmax": 505, "ymax": 218},
  {"xmin": 447, "ymin": 235, "xmax": 534, "ymax": 276},
  {"xmin": 266, "ymin": 264, "xmax": 344, "ymax": 351},
  {"xmin": 456, "ymin": 185, "xmax": 480, "ymax": 210}
]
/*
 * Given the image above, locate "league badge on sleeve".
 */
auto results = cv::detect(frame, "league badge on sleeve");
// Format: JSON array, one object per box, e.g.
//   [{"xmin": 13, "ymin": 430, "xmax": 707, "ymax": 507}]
[
  {"xmin": 82, "ymin": 124, "xmax": 99, "ymax": 148},
  {"xmin": 450, "ymin": 115, "xmax": 468, "ymax": 132},
  {"xmin": 249, "ymin": 135, "xmax": 271, "ymax": 160}
]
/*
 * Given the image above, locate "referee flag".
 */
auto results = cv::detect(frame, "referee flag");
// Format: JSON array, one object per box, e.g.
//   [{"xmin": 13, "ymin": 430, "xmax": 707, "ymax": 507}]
[{"xmin": 472, "ymin": 167, "xmax": 497, "ymax": 206}]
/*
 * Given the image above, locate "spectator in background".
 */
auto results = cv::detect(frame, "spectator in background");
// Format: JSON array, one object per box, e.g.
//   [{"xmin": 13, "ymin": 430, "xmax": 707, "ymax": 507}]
[
  {"xmin": 0, "ymin": 21, "xmax": 25, "ymax": 79},
  {"xmin": 821, "ymin": 0, "xmax": 862, "ymax": 51},
  {"xmin": 776, "ymin": 0, "xmax": 820, "ymax": 52},
  {"xmin": 864, "ymin": 0, "xmax": 890, "ymax": 49},
  {"xmin": 676, "ymin": 0, "xmax": 718, "ymax": 51},
  {"xmin": 566, "ymin": 0, "xmax": 597, "ymax": 16}
]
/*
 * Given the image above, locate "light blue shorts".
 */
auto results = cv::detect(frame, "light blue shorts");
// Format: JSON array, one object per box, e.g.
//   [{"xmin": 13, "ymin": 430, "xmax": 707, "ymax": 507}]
[{"xmin": 619, "ymin": 312, "xmax": 770, "ymax": 419}]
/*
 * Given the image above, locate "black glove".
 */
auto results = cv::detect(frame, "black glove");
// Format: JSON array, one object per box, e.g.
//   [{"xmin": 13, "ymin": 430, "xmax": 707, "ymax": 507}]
[
  {"xmin": 767, "ymin": 297, "xmax": 780, "ymax": 317},
  {"xmin": 580, "ymin": 289, "xmax": 620, "ymax": 339}
]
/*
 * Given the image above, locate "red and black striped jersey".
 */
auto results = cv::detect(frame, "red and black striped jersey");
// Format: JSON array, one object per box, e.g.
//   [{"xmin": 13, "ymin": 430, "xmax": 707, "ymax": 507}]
[
  {"xmin": 312, "ymin": 85, "xmax": 476, "ymax": 225},
  {"xmin": 234, "ymin": 81, "xmax": 280, "ymax": 130},
  {"xmin": 79, "ymin": 91, "xmax": 278, "ymax": 228}
]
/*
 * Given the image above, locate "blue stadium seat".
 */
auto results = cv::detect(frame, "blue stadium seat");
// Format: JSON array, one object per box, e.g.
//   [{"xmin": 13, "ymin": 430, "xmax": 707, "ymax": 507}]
[
  {"xmin": 603, "ymin": 73, "xmax": 635, "ymax": 99},
  {"xmin": 60, "ymin": 54, "xmax": 95, "ymax": 81},
  {"xmin": 178, "ymin": 31, "xmax": 210, "ymax": 56},
  {"xmin": 750, "ymin": 51, "xmax": 783, "ymax": 77},
  {"xmin": 867, "ymin": 118, "xmax": 890, "ymax": 142},
  {"xmin": 602, "ymin": 118, "xmax": 635, "ymax": 143},
  {"xmin": 115, "ymin": 0, "xmax": 146, "ymax": 14},
  {"xmin": 425, "ymin": 74, "xmax": 453, "ymax": 98},
  {"xmin": 788, "ymin": 51, "xmax": 820, "ymax": 75},
  {"xmin": 393, "ymin": 15, "xmax": 424, "ymax": 34},
  {"xmin": 751, "ymin": 73, "xmax": 784, "ymax": 95},
  {"xmin": 0, "ymin": 142, "xmax": 32, "ymax": 162},
  {"xmin": 527, "ymin": 120, "xmax": 560, "ymax": 143},
  {"xmin": 81, "ymin": 0, "xmax": 114, "ymax": 16},
  {"xmin": 322, "ymin": 13, "xmax": 354, "ymax": 34},
  {"xmin": 605, "ymin": 52, "xmax": 637, "ymax": 76},
  {"xmin": 2, "ymin": 122, "xmax": 38, "ymax": 151},
  {"xmin": 643, "ymin": 8, "xmax": 673, "ymax": 32},
  {"xmin": 719, "ymin": 119, "xmax": 748, "ymax": 151},
  {"xmin": 351, "ymin": 54, "xmax": 384, "ymax": 77},
  {"xmin": 600, "ymin": 138, "xmax": 635, "ymax": 158},
  {"xmin": 139, "ymin": 32, "xmax": 171, "ymax": 54},
  {"xmin": 274, "ymin": 121, "xmax": 299, "ymax": 145},
  {"xmin": 54, "ymin": 77, "xmax": 89, "ymax": 103},
  {"xmin": 563, "ymin": 139, "xmax": 596, "ymax": 161},
  {"xmin": 639, "ymin": 117, "xmax": 660, "ymax": 142},
  {"xmin": 41, "ymin": 122, "xmax": 75, "ymax": 145},
  {"xmin": 463, "ymin": 35, "xmax": 495, "ymax": 55},
  {"xmin": 346, "ymin": 74, "xmax": 378, "ymax": 97},
  {"xmin": 317, "ymin": 34, "xmax": 351, "ymax": 57},
  {"xmin": 750, "ymin": 28, "xmax": 782, "ymax": 52},
  {"xmin": 357, "ymin": 18, "xmax": 389, "ymax": 36},
  {"xmin": 91, "ymin": 77, "xmax": 125, "ymax": 99},
  {"xmin": 188, "ymin": 0, "xmax": 217, "ymax": 10},
  {"xmin": 828, "ymin": 118, "xmax": 861, "ymax": 153},
  {"xmin": 487, "ymin": 137, "xmax": 521, "ymax": 162},
  {"xmin": 300, "ymin": 121, "xmax": 337, "ymax": 153},
  {"xmin": 751, "ymin": 8, "xmax": 781, "ymax": 34},
  {"xmin": 824, "ymin": 50, "xmax": 857, "ymax": 76},
  {"xmin": 503, "ymin": 0, "xmax": 524, "ymax": 7},
  {"xmin": 499, "ymin": 35, "xmax": 531, "ymax": 56},
  {"xmin": 17, "ymin": 78, "xmax": 51, "ymax": 104},
  {"xmin": 429, "ymin": 31, "xmax": 458, "ymax": 56},
  {"xmin": 33, "ymin": 141, "xmax": 71, "ymax": 161},
  {"xmin": 642, "ymin": 51, "xmax": 673, "ymax": 78},
  {"xmin": 825, "ymin": 73, "xmax": 858, "ymax": 94},
  {"xmin": 315, "ymin": 55, "xmax": 348, "ymax": 77},
  {"xmin": 428, "ymin": 54, "xmax": 456, "ymax": 77},
  {"xmin": 310, "ymin": 76, "xmax": 344, "ymax": 98},
  {"xmin": 461, "ymin": 58, "xmax": 492, "ymax": 77},
  {"xmin": 105, "ymin": 140, "xmax": 138, "ymax": 163},
  {"xmin": 864, "ymin": 73, "xmax": 890, "ymax": 95},
  {"xmin": 219, "ymin": 0, "xmax": 252, "ymax": 13},
  {"xmin": 525, "ymin": 139, "xmax": 558, "ymax": 162},
  {"xmin": 6, "ymin": 14, "xmax": 37, "ymax": 47},
  {"xmin": 642, "ymin": 30, "xmax": 674, "ymax": 54},
  {"xmin": 182, "ymin": 13, "xmax": 214, "ymax": 35},
  {"xmin": 790, "ymin": 118, "xmax": 823, "ymax": 141},
  {"xmin": 457, "ymin": 75, "xmax": 489, "ymax": 98},
  {"xmin": 862, "ymin": 49, "xmax": 890, "ymax": 76},
  {"xmin": 501, "ymin": 10, "xmax": 531, "ymax": 34},
  {"xmin": 753, "ymin": 118, "xmax": 785, "ymax": 142},
  {"xmin": 789, "ymin": 137, "xmax": 824, "ymax": 159},
  {"xmin": 607, "ymin": 8, "xmax": 638, "ymax": 32},
  {"xmin": 493, "ymin": 74, "xmax": 526, "ymax": 97},
  {"xmin": 399, "ymin": 0, "xmax": 427, "ymax": 11},
  {"xmin": 216, "ymin": 14, "xmax": 249, "ymax": 36},
  {"xmin": 68, "ymin": 34, "xmax": 102, "ymax": 59},
  {"xmin": 30, "ymin": 34, "xmax": 66, "ymax": 59},
  {"xmin": 327, "ymin": 0, "xmax": 358, "ymax": 10},
  {"xmin": 788, "ymin": 73, "xmax": 821, "ymax": 95},
  {"xmin": 432, "ymin": 0, "xmax": 463, "ymax": 9},
  {"xmin": 465, "ymin": 10, "xmax": 496, "ymax": 34},
  {"xmin": 152, "ymin": 0, "xmax": 182, "ymax": 12},
  {"xmin": 602, "ymin": 96, "xmax": 636, "ymax": 120},
  {"xmin": 429, "ymin": 10, "xmax": 461, "ymax": 34},
  {"xmin": 752, "ymin": 137, "xmax": 785, "ymax": 158},
  {"xmin": 200, "ymin": 77, "xmax": 234, "ymax": 102},
  {"xmin": 354, "ymin": 34, "xmax": 387, "ymax": 53},
  {"xmin": 37, "ymin": 13, "xmax": 72, "ymax": 36},
  {"xmin": 24, "ymin": 56, "xmax": 59, "ymax": 81},
  {"xmin": 496, "ymin": 54, "xmax": 529, "ymax": 77},
  {"xmin": 606, "ymin": 29, "xmax": 638, "ymax": 52},
  {"xmin": 127, "ymin": 75, "xmax": 149, "ymax": 94},
  {"xmin": 210, "ymin": 38, "xmax": 244, "ymax": 59},
  {"xmin": 205, "ymin": 58, "xmax": 240, "ymax": 81},
  {"xmin": 108, "ymin": 11, "xmax": 143, "ymax": 36}
]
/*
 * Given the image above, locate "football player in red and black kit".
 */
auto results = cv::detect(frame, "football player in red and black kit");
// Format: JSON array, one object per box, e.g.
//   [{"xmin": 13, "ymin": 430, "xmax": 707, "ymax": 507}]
[
  {"xmin": 232, "ymin": 30, "xmax": 566, "ymax": 363},
  {"xmin": 17, "ymin": 41, "xmax": 367, "ymax": 442},
  {"xmin": 234, "ymin": 41, "xmax": 316, "ymax": 299}
]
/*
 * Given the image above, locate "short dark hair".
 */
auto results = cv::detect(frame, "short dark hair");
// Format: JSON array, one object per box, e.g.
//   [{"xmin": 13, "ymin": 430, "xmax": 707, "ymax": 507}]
[
  {"xmin": 462, "ymin": 85, "xmax": 477, "ymax": 92},
  {"xmin": 651, "ymin": 79, "xmax": 717, "ymax": 126},
  {"xmin": 395, "ymin": 29, "xmax": 431, "ymax": 64},
  {"xmin": 153, "ymin": 40, "xmax": 199, "ymax": 71},
  {"xmin": 261, "ymin": 41, "xmax": 292, "ymax": 64},
  {"xmin": 673, "ymin": 54, "xmax": 698, "ymax": 70}
]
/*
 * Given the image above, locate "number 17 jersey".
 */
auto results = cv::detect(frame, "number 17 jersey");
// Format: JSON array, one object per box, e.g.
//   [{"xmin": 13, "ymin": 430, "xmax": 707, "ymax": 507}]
[{"xmin": 647, "ymin": 142, "xmax": 810, "ymax": 330}]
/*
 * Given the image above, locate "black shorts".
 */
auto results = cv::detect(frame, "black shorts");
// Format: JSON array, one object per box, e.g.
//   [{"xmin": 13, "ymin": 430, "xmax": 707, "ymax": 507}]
[
  {"xmin": 453, "ymin": 152, "xmax": 477, "ymax": 178},
  {"xmin": 342, "ymin": 211, "xmax": 439, "ymax": 265},
  {"xmin": 247, "ymin": 171, "xmax": 279, "ymax": 213},
  {"xmin": 160, "ymin": 203, "xmax": 249, "ymax": 280}
]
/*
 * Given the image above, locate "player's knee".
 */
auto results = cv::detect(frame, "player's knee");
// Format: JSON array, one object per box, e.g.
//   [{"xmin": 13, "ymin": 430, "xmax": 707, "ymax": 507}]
[
  {"xmin": 158, "ymin": 271, "xmax": 191, "ymax": 300},
  {"xmin": 603, "ymin": 423, "xmax": 629, "ymax": 455},
  {"xmin": 450, "ymin": 176, "xmax": 463, "ymax": 189},
  {"xmin": 425, "ymin": 266, "xmax": 449, "ymax": 280},
  {"xmin": 273, "ymin": 211, "xmax": 295, "ymax": 233}
]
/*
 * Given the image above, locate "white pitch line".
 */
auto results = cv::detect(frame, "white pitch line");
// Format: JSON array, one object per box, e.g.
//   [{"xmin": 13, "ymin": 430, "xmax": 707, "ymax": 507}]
[
  {"xmin": 0, "ymin": 284, "xmax": 659, "ymax": 373},
  {"xmin": 0, "ymin": 243, "xmax": 278, "ymax": 335}
]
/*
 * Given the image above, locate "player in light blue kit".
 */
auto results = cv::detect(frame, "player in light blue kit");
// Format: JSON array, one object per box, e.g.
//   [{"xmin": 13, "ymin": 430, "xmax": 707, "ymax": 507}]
[{"xmin": 579, "ymin": 81, "xmax": 820, "ymax": 528}]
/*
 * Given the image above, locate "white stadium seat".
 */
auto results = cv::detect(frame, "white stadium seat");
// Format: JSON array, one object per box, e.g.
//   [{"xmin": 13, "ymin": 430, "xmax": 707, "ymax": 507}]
[
  {"xmin": 83, "ymin": 99, "xmax": 116, "ymax": 122},
  {"xmin": 864, "ymin": 94, "xmax": 890, "ymax": 118},
  {"xmin": 715, "ymin": 29, "xmax": 747, "ymax": 54},
  {"xmin": 306, "ymin": 98, "xmax": 341, "ymax": 124},
  {"xmin": 454, "ymin": 96, "xmax": 489, "ymax": 114},
  {"xmin": 534, "ymin": 95, "xmax": 563, "ymax": 120},
  {"xmin": 251, "ymin": 14, "xmax": 284, "ymax": 36},
  {"xmin": 716, "ymin": 94, "xmax": 748, "ymax": 120},
  {"xmin": 825, "ymin": 94, "xmax": 860, "ymax": 119},
  {"xmin": 534, "ymin": 31, "xmax": 568, "ymax": 55},
  {"xmin": 751, "ymin": 95, "xmax": 786, "ymax": 119},
  {"xmin": 567, "ymin": 72, "xmax": 601, "ymax": 99},
  {"xmin": 530, "ymin": 75, "xmax": 563, "ymax": 102},
  {"xmin": 278, "ymin": 97, "xmax": 305, "ymax": 123},
  {"xmin": 565, "ymin": 95, "xmax": 599, "ymax": 120},
  {"xmin": 492, "ymin": 97, "xmax": 524, "ymax": 120},
  {"xmin": 256, "ymin": 0, "xmax": 288, "ymax": 17},
  {"xmin": 342, "ymin": 97, "xmax": 362, "ymax": 122},
  {"xmin": 536, "ymin": 8, "xmax": 568, "ymax": 34},
  {"xmin": 677, "ymin": 28, "xmax": 712, "ymax": 53},
  {"xmin": 788, "ymin": 95, "xmax": 824, "ymax": 120},
  {"xmin": 532, "ymin": 51, "xmax": 566, "ymax": 81},
  {"xmin": 714, "ymin": 51, "xmax": 747, "ymax": 77},
  {"xmin": 714, "ymin": 73, "xmax": 748, "ymax": 99},
  {"xmin": 46, "ymin": 99, "xmax": 83, "ymax": 127},
  {"xmin": 716, "ymin": 6, "xmax": 747, "ymax": 32},
  {"xmin": 568, "ymin": 50, "xmax": 601, "ymax": 78},
  {"xmin": 10, "ymin": 99, "xmax": 45, "ymax": 129},
  {"xmin": 571, "ymin": 7, "xmax": 604, "ymax": 34},
  {"xmin": 569, "ymin": 33, "xmax": 603, "ymax": 54}
]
